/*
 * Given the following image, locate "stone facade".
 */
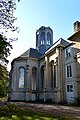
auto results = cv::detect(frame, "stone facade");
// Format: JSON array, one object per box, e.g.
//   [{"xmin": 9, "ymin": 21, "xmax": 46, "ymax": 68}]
[{"xmin": 9, "ymin": 22, "xmax": 80, "ymax": 103}]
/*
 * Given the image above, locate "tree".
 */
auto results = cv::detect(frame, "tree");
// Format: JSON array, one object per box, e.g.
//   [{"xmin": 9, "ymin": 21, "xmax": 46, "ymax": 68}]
[
  {"xmin": 0, "ymin": 0, "xmax": 19, "ymax": 65},
  {"xmin": 0, "ymin": 0, "xmax": 18, "ymax": 35},
  {"xmin": 0, "ymin": 34, "xmax": 12, "ymax": 64},
  {"xmin": 0, "ymin": 0, "xmax": 20, "ymax": 97},
  {"xmin": 0, "ymin": 64, "xmax": 9, "ymax": 97}
]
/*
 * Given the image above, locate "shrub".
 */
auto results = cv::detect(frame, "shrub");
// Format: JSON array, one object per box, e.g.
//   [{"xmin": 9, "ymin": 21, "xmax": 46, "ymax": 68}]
[
  {"xmin": 0, "ymin": 103, "xmax": 17, "ymax": 116},
  {"xmin": 7, "ymin": 104, "xmax": 17, "ymax": 111}
]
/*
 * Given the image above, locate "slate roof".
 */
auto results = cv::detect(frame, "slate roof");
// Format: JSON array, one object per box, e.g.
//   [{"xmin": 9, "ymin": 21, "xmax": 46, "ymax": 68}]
[
  {"xmin": 12, "ymin": 38, "xmax": 70, "ymax": 63},
  {"xmin": 19, "ymin": 48, "xmax": 42, "ymax": 59},
  {"xmin": 59, "ymin": 38, "xmax": 70, "ymax": 46},
  {"xmin": 68, "ymin": 30, "xmax": 80, "ymax": 41},
  {"xmin": 45, "ymin": 38, "xmax": 70, "ymax": 54}
]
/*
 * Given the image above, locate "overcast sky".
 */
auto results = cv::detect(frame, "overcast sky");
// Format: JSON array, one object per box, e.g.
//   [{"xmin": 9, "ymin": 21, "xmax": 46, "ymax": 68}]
[{"xmin": 7, "ymin": 0, "xmax": 80, "ymax": 71}]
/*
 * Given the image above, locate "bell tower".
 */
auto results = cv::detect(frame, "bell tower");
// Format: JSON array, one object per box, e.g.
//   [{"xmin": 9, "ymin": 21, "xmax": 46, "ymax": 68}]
[{"xmin": 36, "ymin": 26, "xmax": 53, "ymax": 54}]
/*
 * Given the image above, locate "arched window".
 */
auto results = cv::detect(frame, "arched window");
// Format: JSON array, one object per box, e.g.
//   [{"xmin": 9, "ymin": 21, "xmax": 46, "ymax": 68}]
[
  {"xmin": 50, "ymin": 63, "xmax": 53, "ymax": 89},
  {"xmin": 40, "ymin": 32, "xmax": 45, "ymax": 45},
  {"xmin": 50, "ymin": 61, "xmax": 57, "ymax": 89},
  {"xmin": 47, "ymin": 32, "xmax": 51, "ymax": 45},
  {"xmin": 32, "ymin": 67, "xmax": 37, "ymax": 90},
  {"xmin": 41, "ymin": 65, "xmax": 44, "ymax": 90},
  {"xmin": 19, "ymin": 67, "xmax": 25, "ymax": 88}
]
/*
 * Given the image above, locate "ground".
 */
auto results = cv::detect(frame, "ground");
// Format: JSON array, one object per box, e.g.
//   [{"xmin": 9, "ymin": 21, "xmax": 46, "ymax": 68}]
[{"xmin": 14, "ymin": 102, "xmax": 80, "ymax": 120}]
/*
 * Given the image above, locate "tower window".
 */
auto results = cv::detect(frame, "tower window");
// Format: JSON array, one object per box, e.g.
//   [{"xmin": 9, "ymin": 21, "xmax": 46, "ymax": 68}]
[
  {"xmin": 47, "ymin": 40, "xmax": 50, "ymax": 45},
  {"xmin": 41, "ymin": 40, "xmax": 45, "ymax": 44},
  {"xmin": 40, "ymin": 32, "xmax": 45, "ymax": 45},
  {"xmin": 47, "ymin": 32, "xmax": 51, "ymax": 45}
]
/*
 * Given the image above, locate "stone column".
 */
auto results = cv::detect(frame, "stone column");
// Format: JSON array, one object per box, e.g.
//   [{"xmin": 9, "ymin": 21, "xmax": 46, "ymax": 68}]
[
  {"xmin": 44, "ymin": 56, "xmax": 49, "ymax": 102},
  {"xmin": 43, "ymin": 62, "xmax": 46, "ymax": 102},
  {"xmin": 57, "ymin": 47, "xmax": 63, "ymax": 102}
]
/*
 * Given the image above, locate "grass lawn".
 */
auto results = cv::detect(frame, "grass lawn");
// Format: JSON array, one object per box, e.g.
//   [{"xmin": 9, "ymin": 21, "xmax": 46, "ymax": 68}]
[{"xmin": 0, "ymin": 104, "xmax": 72, "ymax": 120}]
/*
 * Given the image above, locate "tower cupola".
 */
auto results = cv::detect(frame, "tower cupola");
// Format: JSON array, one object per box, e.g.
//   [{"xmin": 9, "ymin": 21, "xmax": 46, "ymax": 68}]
[{"xmin": 36, "ymin": 26, "xmax": 53, "ymax": 54}]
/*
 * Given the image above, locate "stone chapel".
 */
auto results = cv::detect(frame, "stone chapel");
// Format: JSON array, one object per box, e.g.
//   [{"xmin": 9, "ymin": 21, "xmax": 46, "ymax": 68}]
[{"xmin": 9, "ymin": 21, "xmax": 80, "ymax": 104}]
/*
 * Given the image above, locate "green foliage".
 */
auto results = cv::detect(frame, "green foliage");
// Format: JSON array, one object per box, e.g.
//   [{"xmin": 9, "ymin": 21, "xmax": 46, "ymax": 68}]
[
  {"xmin": 0, "ymin": 104, "xmax": 17, "ymax": 112},
  {"xmin": 0, "ymin": 0, "xmax": 19, "ymax": 64},
  {"xmin": 0, "ymin": 0, "xmax": 20, "ymax": 98},
  {"xmin": 7, "ymin": 103, "xmax": 17, "ymax": 111},
  {"xmin": 0, "ymin": 34, "xmax": 12, "ymax": 64},
  {"xmin": 0, "ymin": 103, "xmax": 17, "ymax": 117},
  {"xmin": 0, "ymin": 0, "xmax": 17, "ymax": 33},
  {"xmin": 0, "ymin": 64, "xmax": 9, "ymax": 97},
  {"xmin": 0, "ymin": 105, "xmax": 9, "ymax": 112},
  {"xmin": 0, "ymin": 104, "xmax": 71, "ymax": 120}
]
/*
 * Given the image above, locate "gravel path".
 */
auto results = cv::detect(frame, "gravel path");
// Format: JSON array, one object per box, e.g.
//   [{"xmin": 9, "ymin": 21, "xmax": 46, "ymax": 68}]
[{"xmin": 14, "ymin": 102, "xmax": 80, "ymax": 120}]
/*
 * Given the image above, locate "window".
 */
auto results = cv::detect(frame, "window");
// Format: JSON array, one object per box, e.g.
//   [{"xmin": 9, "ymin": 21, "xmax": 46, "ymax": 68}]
[
  {"xmin": 66, "ymin": 65, "xmax": 72, "ymax": 78},
  {"xmin": 67, "ymin": 85, "xmax": 73, "ymax": 92},
  {"xmin": 66, "ymin": 48, "xmax": 71, "ymax": 58},
  {"xmin": 47, "ymin": 40, "xmax": 50, "ymax": 45},
  {"xmin": 41, "ymin": 66, "xmax": 44, "ymax": 90},
  {"xmin": 51, "ymin": 64, "xmax": 53, "ymax": 89},
  {"xmin": 40, "ymin": 32, "xmax": 45, "ymax": 45},
  {"xmin": 41, "ymin": 40, "xmax": 45, "ymax": 44},
  {"xmin": 19, "ymin": 67, "xmax": 25, "ymax": 88},
  {"xmin": 32, "ymin": 67, "xmax": 37, "ymax": 90},
  {"xmin": 47, "ymin": 32, "xmax": 51, "ymax": 45},
  {"xmin": 54, "ymin": 65, "xmax": 56, "ymax": 88},
  {"xmin": 50, "ymin": 62, "xmax": 57, "ymax": 89}
]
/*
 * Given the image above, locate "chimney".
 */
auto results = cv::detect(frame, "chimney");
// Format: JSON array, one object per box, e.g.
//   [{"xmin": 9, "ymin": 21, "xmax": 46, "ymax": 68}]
[{"xmin": 74, "ymin": 21, "xmax": 80, "ymax": 33}]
